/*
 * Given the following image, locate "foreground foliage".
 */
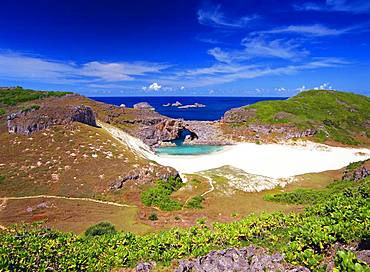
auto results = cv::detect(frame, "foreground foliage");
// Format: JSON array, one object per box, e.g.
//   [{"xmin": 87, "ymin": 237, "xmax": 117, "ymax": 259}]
[
  {"xmin": 334, "ymin": 250, "xmax": 370, "ymax": 272},
  {"xmin": 264, "ymin": 179, "xmax": 357, "ymax": 205},
  {"xmin": 0, "ymin": 179, "xmax": 368, "ymax": 271}
]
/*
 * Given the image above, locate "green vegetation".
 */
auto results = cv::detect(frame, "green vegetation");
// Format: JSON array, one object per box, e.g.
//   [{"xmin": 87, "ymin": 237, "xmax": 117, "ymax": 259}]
[
  {"xmin": 264, "ymin": 179, "xmax": 357, "ymax": 205},
  {"xmin": 186, "ymin": 195, "xmax": 204, "ymax": 209},
  {"xmin": 234, "ymin": 90, "xmax": 370, "ymax": 145},
  {"xmin": 1, "ymin": 178, "xmax": 368, "ymax": 271},
  {"xmin": 0, "ymin": 87, "xmax": 71, "ymax": 106},
  {"xmin": 334, "ymin": 250, "xmax": 370, "ymax": 272},
  {"xmin": 140, "ymin": 176, "xmax": 184, "ymax": 211},
  {"xmin": 0, "ymin": 108, "xmax": 5, "ymax": 115},
  {"xmin": 0, "ymin": 176, "xmax": 4, "ymax": 184},
  {"xmin": 148, "ymin": 213, "xmax": 158, "ymax": 221},
  {"xmin": 84, "ymin": 222, "xmax": 116, "ymax": 237},
  {"xmin": 21, "ymin": 104, "xmax": 41, "ymax": 113}
]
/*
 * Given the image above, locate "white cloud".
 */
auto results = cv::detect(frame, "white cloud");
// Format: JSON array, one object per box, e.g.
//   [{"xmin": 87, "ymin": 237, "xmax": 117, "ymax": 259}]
[
  {"xmin": 275, "ymin": 87, "xmax": 287, "ymax": 92},
  {"xmin": 241, "ymin": 37, "xmax": 309, "ymax": 60},
  {"xmin": 148, "ymin": 82, "xmax": 162, "ymax": 91},
  {"xmin": 198, "ymin": 4, "xmax": 257, "ymax": 28},
  {"xmin": 314, "ymin": 82, "xmax": 333, "ymax": 90},
  {"xmin": 207, "ymin": 37, "xmax": 308, "ymax": 64},
  {"xmin": 296, "ymin": 85, "xmax": 306, "ymax": 92},
  {"xmin": 180, "ymin": 86, "xmax": 185, "ymax": 90},
  {"xmin": 174, "ymin": 57, "xmax": 347, "ymax": 88},
  {"xmin": 295, "ymin": 0, "xmax": 370, "ymax": 14},
  {"xmin": 256, "ymin": 24, "xmax": 350, "ymax": 36},
  {"xmin": 0, "ymin": 51, "xmax": 169, "ymax": 86}
]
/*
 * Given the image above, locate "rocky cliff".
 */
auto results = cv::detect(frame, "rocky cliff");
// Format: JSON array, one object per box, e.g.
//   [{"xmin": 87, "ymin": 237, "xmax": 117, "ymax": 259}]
[{"xmin": 7, "ymin": 104, "xmax": 96, "ymax": 135}]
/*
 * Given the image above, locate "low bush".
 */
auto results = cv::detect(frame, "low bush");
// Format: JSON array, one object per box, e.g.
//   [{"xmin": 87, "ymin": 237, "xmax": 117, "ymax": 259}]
[
  {"xmin": 186, "ymin": 195, "xmax": 204, "ymax": 209},
  {"xmin": 140, "ymin": 176, "xmax": 183, "ymax": 211},
  {"xmin": 84, "ymin": 221, "xmax": 116, "ymax": 237},
  {"xmin": 148, "ymin": 213, "xmax": 158, "ymax": 221}
]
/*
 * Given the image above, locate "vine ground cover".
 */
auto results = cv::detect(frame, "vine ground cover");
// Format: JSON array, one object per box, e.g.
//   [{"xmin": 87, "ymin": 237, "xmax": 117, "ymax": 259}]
[{"xmin": 0, "ymin": 178, "xmax": 368, "ymax": 271}]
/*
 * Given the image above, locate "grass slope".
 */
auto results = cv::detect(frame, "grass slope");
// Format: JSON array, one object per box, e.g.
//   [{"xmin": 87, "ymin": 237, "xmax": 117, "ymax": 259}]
[
  {"xmin": 0, "ymin": 87, "xmax": 71, "ymax": 106},
  {"xmin": 227, "ymin": 90, "xmax": 370, "ymax": 145}
]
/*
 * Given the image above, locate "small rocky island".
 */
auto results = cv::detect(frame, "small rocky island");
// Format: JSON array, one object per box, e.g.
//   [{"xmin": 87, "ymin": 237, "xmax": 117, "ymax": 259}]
[
  {"xmin": 178, "ymin": 103, "xmax": 206, "ymax": 109},
  {"xmin": 162, "ymin": 101, "xmax": 206, "ymax": 108}
]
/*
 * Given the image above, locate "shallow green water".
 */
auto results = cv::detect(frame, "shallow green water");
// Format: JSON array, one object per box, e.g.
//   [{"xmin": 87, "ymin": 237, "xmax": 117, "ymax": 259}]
[{"xmin": 155, "ymin": 145, "xmax": 223, "ymax": 155}]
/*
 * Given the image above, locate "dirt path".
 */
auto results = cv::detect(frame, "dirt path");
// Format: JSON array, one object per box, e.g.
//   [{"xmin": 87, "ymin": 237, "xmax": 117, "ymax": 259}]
[
  {"xmin": 201, "ymin": 176, "xmax": 215, "ymax": 197},
  {"xmin": 0, "ymin": 195, "xmax": 137, "ymax": 208}
]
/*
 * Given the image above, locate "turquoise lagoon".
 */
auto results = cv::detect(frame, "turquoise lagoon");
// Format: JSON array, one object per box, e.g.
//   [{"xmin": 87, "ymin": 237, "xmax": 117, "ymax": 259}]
[{"xmin": 155, "ymin": 145, "xmax": 223, "ymax": 155}]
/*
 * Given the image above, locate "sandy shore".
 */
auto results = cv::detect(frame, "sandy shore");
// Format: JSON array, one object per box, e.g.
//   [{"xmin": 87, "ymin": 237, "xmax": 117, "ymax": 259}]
[
  {"xmin": 154, "ymin": 142, "xmax": 370, "ymax": 179},
  {"xmin": 100, "ymin": 122, "xmax": 370, "ymax": 179}
]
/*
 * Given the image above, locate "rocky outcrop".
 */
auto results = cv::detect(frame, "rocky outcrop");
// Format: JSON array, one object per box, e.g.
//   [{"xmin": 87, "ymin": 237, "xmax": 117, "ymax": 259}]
[
  {"xmin": 133, "ymin": 102, "xmax": 155, "ymax": 111},
  {"xmin": 7, "ymin": 105, "xmax": 97, "ymax": 135},
  {"xmin": 223, "ymin": 108, "xmax": 256, "ymax": 123},
  {"xmin": 136, "ymin": 262, "xmax": 154, "ymax": 272},
  {"xmin": 342, "ymin": 164, "xmax": 369, "ymax": 182},
  {"xmin": 175, "ymin": 246, "xmax": 309, "ymax": 272},
  {"xmin": 109, "ymin": 166, "xmax": 179, "ymax": 191}
]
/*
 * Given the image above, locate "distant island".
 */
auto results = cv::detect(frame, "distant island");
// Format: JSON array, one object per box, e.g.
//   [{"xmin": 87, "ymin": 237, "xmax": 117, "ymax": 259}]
[{"xmin": 163, "ymin": 101, "xmax": 206, "ymax": 109}]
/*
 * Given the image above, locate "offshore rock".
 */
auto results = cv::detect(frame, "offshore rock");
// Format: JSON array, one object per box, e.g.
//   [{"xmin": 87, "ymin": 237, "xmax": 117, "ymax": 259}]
[
  {"xmin": 175, "ymin": 246, "xmax": 309, "ymax": 272},
  {"xmin": 7, "ymin": 105, "xmax": 97, "ymax": 135},
  {"xmin": 133, "ymin": 102, "xmax": 155, "ymax": 111}
]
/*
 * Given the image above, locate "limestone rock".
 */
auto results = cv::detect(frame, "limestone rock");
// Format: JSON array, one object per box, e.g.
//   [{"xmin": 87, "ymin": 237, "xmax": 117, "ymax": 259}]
[
  {"xmin": 7, "ymin": 105, "xmax": 97, "ymax": 135},
  {"xmin": 175, "ymin": 246, "xmax": 309, "ymax": 272},
  {"xmin": 342, "ymin": 165, "xmax": 369, "ymax": 181}
]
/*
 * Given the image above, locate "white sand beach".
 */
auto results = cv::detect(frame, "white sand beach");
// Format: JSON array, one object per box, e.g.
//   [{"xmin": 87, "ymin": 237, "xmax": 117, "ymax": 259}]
[
  {"xmin": 100, "ymin": 122, "xmax": 370, "ymax": 179},
  {"xmin": 155, "ymin": 142, "xmax": 370, "ymax": 178}
]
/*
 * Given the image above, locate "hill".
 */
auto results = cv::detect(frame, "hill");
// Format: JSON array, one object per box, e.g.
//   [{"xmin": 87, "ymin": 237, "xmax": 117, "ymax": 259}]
[
  {"xmin": 0, "ymin": 87, "xmax": 180, "ymax": 233},
  {"xmin": 223, "ymin": 90, "xmax": 370, "ymax": 146}
]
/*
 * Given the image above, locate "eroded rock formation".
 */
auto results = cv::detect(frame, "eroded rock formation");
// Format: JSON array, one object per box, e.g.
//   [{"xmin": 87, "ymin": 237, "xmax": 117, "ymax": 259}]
[
  {"xmin": 175, "ymin": 246, "xmax": 309, "ymax": 272},
  {"xmin": 7, "ymin": 105, "xmax": 97, "ymax": 135}
]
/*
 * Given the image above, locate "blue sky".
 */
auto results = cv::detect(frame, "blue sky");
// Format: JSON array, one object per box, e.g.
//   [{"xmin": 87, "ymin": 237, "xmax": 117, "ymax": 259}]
[{"xmin": 0, "ymin": 0, "xmax": 369, "ymax": 96}]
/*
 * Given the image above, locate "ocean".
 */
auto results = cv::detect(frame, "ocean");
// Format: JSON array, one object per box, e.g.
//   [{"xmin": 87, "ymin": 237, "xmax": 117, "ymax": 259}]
[{"xmin": 90, "ymin": 96, "xmax": 287, "ymax": 121}]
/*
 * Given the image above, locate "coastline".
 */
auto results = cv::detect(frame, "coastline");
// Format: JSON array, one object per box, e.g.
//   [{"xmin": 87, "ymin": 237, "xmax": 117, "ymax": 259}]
[
  {"xmin": 154, "ymin": 141, "xmax": 370, "ymax": 179},
  {"xmin": 100, "ymin": 122, "xmax": 370, "ymax": 179}
]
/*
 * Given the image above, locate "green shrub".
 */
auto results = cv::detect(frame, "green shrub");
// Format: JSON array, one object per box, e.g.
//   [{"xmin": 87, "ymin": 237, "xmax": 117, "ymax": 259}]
[
  {"xmin": 141, "ymin": 176, "xmax": 183, "ymax": 211},
  {"xmin": 0, "ymin": 108, "xmax": 5, "ymax": 115},
  {"xmin": 0, "ymin": 175, "xmax": 5, "ymax": 184},
  {"xmin": 21, "ymin": 104, "xmax": 40, "ymax": 113},
  {"xmin": 148, "ymin": 213, "xmax": 158, "ymax": 221},
  {"xmin": 186, "ymin": 195, "xmax": 204, "ymax": 209},
  {"xmin": 334, "ymin": 250, "xmax": 370, "ymax": 272},
  {"xmin": 264, "ymin": 178, "xmax": 363, "ymax": 205},
  {"xmin": 84, "ymin": 221, "xmax": 116, "ymax": 237}
]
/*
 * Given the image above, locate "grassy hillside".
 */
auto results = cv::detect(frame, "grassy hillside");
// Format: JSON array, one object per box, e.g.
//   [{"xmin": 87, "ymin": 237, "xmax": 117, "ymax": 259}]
[
  {"xmin": 0, "ymin": 87, "xmax": 71, "ymax": 106},
  {"xmin": 0, "ymin": 177, "xmax": 368, "ymax": 271},
  {"xmin": 224, "ymin": 90, "xmax": 370, "ymax": 145}
]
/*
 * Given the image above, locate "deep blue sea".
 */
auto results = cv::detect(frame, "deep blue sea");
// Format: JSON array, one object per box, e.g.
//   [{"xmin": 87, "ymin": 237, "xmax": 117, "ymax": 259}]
[{"xmin": 90, "ymin": 96, "xmax": 287, "ymax": 121}]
